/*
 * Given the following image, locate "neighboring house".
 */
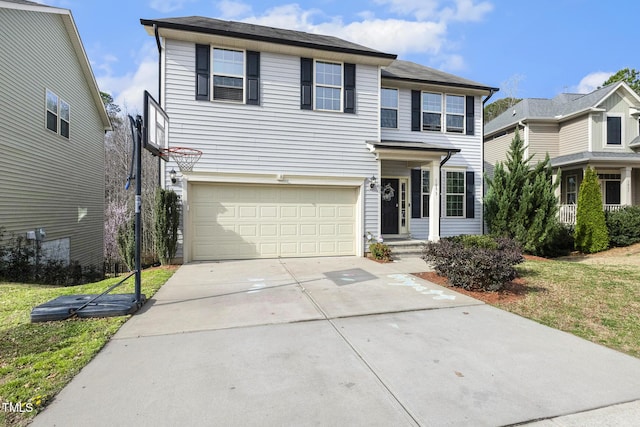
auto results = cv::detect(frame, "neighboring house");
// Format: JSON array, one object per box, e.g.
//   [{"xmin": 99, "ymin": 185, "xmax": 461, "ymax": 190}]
[
  {"xmin": 484, "ymin": 82, "xmax": 640, "ymax": 224},
  {"xmin": 140, "ymin": 16, "xmax": 497, "ymax": 262},
  {"xmin": 0, "ymin": 0, "xmax": 111, "ymax": 266}
]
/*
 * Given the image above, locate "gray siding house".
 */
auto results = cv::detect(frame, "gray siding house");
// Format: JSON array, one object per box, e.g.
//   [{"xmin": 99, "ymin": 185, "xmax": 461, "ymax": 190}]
[
  {"xmin": 141, "ymin": 16, "xmax": 497, "ymax": 261},
  {"xmin": 484, "ymin": 82, "xmax": 640, "ymax": 224},
  {"xmin": 0, "ymin": 0, "xmax": 111, "ymax": 266}
]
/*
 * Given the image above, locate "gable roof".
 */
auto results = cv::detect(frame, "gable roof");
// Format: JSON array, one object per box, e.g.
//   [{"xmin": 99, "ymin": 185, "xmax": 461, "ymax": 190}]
[
  {"xmin": 1, "ymin": 0, "xmax": 111, "ymax": 130},
  {"xmin": 141, "ymin": 16, "xmax": 397, "ymax": 61},
  {"xmin": 382, "ymin": 59, "xmax": 498, "ymax": 93},
  {"xmin": 485, "ymin": 81, "xmax": 639, "ymax": 136}
]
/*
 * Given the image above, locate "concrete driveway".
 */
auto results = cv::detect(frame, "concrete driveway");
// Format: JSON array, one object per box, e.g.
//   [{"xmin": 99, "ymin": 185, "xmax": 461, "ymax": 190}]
[{"xmin": 33, "ymin": 257, "xmax": 640, "ymax": 426}]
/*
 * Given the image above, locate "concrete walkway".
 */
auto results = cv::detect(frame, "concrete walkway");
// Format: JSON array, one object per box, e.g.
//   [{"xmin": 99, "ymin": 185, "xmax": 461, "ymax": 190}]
[{"xmin": 33, "ymin": 257, "xmax": 640, "ymax": 426}]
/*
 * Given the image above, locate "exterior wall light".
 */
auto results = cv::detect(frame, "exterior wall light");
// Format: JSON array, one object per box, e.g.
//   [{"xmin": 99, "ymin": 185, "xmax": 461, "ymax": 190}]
[
  {"xmin": 369, "ymin": 175, "xmax": 377, "ymax": 189},
  {"xmin": 170, "ymin": 168, "xmax": 177, "ymax": 184}
]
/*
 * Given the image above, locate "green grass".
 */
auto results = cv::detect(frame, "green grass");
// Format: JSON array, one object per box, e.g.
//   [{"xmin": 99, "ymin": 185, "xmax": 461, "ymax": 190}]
[
  {"xmin": 498, "ymin": 260, "xmax": 640, "ymax": 359},
  {"xmin": 0, "ymin": 267, "xmax": 175, "ymax": 427}
]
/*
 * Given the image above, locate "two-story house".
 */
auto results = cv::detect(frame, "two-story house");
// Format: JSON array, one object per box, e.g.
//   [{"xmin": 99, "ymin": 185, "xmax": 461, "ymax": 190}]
[
  {"xmin": 141, "ymin": 16, "xmax": 497, "ymax": 262},
  {"xmin": 484, "ymin": 82, "xmax": 640, "ymax": 224},
  {"xmin": 0, "ymin": 0, "xmax": 111, "ymax": 266}
]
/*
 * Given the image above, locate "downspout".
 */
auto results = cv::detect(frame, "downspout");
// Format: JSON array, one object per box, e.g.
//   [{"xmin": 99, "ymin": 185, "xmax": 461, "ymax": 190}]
[
  {"xmin": 154, "ymin": 24, "xmax": 162, "ymax": 186},
  {"xmin": 436, "ymin": 150, "xmax": 456, "ymax": 239}
]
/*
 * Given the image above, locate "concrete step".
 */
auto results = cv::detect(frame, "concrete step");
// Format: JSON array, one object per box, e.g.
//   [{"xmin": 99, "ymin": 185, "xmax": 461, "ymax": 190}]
[{"xmin": 383, "ymin": 240, "xmax": 427, "ymax": 259}]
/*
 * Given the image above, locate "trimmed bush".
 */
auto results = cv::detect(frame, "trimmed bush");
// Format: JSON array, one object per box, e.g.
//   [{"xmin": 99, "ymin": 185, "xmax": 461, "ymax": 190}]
[
  {"xmin": 574, "ymin": 167, "xmax": 609, "ymax": 253},
  {"xmin": 154, "ymin": 188, "xmax": 180, "ymax": 265},
  {"xmin": 606, "ymin": 205, "xmax": 640, "ymax": 247},
  {"xmin": 422, "ymin": 236, "xmax": 523, "ymax": 291},
  {"xmin": 369, "ymin": 242, "xmax": 392, "ymax": 261},
  {"xmin": 538, "ymin": 222, "xmax": 574, "ymax": 258}
]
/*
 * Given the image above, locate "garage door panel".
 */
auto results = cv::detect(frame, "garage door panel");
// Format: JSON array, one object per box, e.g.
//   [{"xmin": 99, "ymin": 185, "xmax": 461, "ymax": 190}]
[{"xmin": 191, "ymin": 184, "xmax": 357, "ymax": 260}]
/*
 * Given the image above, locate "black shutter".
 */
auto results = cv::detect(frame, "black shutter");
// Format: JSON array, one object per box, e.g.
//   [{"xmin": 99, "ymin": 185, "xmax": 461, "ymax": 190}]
[
  {"xmin": 465, "ymin": 171, "xmax": 475, "ymax": 218},
  {"xmin": 195, "ymin": 44, "xmax": 210, "ymax": 101},
  {"xmin": 411, "ymin": 169, "xmax": 421, "ymax": 218},
  {"xmin": 411, "ymin": 90, "xmax": 421, "ymax": 131},
  {"xmin": 465, "ymin": 95, "xmax": 475, "ymax": 135},
  {"xmin": 246, "ymin": 51, "xmax": 260, "ymax": 105},
  {"xmin": 344, "ymin": 63, "xmax": 356, "ymax": 113},
  {"xmin": 300, "ymin": 58, "xmax": 313, "ymax": 110}
]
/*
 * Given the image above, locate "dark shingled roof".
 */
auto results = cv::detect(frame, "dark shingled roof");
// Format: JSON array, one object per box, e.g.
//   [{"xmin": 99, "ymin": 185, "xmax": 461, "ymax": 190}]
[
  {"xmin": 551, "ymin": 151, "xmax": 640, "ymax": 168},
  {"xmin": 1, "ymin": 0, "xmax": 54, "ymax": 6},
  {"xmin": 141, "ymin": 16, "xmax": 397, "ymax": 60},
  {"xmin": 485, "ymin": 83, "xmax": 622, "ymax": 135},
  {"xmin": 381, "ymin": 59, "xmax": 498, "ymax": 92}
]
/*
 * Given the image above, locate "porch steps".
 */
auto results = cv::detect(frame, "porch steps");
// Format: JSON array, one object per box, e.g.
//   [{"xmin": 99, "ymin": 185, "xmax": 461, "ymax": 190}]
[{"xmin": 383, "ymin": 239, "xmax": 427, "ymax": 259}]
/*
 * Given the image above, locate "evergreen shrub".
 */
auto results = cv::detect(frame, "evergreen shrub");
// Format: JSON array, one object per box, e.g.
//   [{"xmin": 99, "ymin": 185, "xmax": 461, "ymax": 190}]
[{"xmin": 606, "ymin": 206, "xmax": 640, "ymax": 247}]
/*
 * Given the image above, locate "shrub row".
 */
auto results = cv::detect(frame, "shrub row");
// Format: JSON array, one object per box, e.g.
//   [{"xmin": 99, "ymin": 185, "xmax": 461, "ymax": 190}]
[
  {"xmin": 422, "ymin": 236, "xmax": 523, "ymax": 291},
  {"xmin": 0, "ymin": 231, "xmax": 103, "ymax": 286},
  {"xmin": 606, "ymin": 205, "xmax": 640, "ymax": 247}
]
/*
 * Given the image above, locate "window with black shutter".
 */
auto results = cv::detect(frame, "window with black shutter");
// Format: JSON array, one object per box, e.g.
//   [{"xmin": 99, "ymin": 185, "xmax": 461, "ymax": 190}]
[{"xmin": 195, "ymin": 44, "xmax": 210, "ymax": 101}]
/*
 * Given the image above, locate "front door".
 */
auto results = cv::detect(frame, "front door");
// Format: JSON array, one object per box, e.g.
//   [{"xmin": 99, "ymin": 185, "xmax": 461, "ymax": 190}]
[{"xmin": 381, "ymin": 178, "xmax": 399, "ymax": 234}]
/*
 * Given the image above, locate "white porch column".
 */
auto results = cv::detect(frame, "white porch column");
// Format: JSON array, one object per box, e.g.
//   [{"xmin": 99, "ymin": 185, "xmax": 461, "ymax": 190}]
[
  {"xmin": 621, "ymin": 166, "xmax": 632, "ymax": 206},
  {"xmin": 429, "ymin": 161, "xmax": 441, "ymax": 241},
  {"xmin": 552, "ymin": 169, "xmax": 560, "ymax": 201}
]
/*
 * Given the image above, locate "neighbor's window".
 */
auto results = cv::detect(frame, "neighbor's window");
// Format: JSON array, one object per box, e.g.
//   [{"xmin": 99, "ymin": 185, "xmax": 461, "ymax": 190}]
[
  {"xmin": 422, "ymin": 92, "xmax": 442, "ymax": 131},
  {"xmin": 421, "ymin": 170, "xmax": 430, "ymax": 217},
  {"xmin": 45, "ymin": 89, "xmax": 69, "ymax": 139},
  {"xmin": 606, "ymin": 115, "xmax": 622, "ymax": 145},
  {"xmin": 445, "ymin": 94, "xmax": 464, "ymax": 133},
  {"xmin": 212, "ymin": 48, "xmax": 244, "ymax": 102},
  {"xmin": 566, "ymin": 174, "xmax": 577, "ymax": 204},
  {"xmin": 445, "ymin": 171, "xmax": 465, "ymax": 217},
  {"xmin": 381, "ymin": 88, "xmax": 398, "ymax": 128},
  {"xmin": 315, "ymin": 61, "xmax": 342, "ymax": 111},
  {"xmin": 46, "ymin": 90, "xmax": 58, "ymax": 133}
]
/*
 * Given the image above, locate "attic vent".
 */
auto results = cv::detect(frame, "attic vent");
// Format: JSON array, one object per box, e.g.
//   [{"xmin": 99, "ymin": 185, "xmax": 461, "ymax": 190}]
[{"xmin": 512, "ymin": 110, "xmax": 516, "ymax": 116}]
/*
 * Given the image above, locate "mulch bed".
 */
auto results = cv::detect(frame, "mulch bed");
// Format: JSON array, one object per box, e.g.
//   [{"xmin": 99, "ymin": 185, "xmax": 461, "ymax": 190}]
[{"xmin": 412, "ymin": 271, "xmax": 530, "ymax": 304}]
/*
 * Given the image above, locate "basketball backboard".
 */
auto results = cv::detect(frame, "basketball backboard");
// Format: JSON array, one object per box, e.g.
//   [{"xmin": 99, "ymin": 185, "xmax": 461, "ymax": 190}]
[{"xmin": 143, "ymin": 90, "xmax": 168, "ymax": 160}]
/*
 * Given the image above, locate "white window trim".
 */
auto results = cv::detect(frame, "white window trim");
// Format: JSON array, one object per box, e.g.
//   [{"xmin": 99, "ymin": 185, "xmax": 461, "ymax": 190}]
[
  {"xmin": 421, "ymin": 92, "xmax": 442, "ymax": 132},
  {"xmin": 443, "ymin": 168, "xmax": 466, "ymax": 218},
  {"xmin": 421, "ymin": 169, "xmax": 430, "ymax": 217},
  {"xmin": 45, "ymin": 89, "xmax": 70, "ymax": 139},
  {"xmin": 381, "ymin": 87, "xmax": 398, "ymax": 129},
  {"xmin": 445, "ymin": 93, "xmax": 465, "ymax": 134},
  {"xmin": 314, "ymin": 59, "xmax": 343, "ymax": 112},
  {"xmin": 211, "ymin": 47, "xmax": 246, "ymax": 104},
  {"xmin": 605, "ymin": 113, "xmax": 624, "ymax": 147}
]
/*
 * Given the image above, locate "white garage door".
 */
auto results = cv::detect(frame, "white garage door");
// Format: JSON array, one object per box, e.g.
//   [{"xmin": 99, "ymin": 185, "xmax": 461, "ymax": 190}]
[{"xmin": 190, "ymin": 184, "xmax": 357, "ymax": 260}]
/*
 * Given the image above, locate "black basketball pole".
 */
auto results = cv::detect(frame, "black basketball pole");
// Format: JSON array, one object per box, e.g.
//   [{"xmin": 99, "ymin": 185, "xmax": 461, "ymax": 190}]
[{"xmin": 134, "ymin": 115, "xmax": 143, "ymax": 303}]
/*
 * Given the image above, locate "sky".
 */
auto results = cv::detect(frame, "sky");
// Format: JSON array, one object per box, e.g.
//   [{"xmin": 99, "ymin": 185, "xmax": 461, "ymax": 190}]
[{"xmin": 40, "ymin": 0, "xmax": 639, "ymax": 113}]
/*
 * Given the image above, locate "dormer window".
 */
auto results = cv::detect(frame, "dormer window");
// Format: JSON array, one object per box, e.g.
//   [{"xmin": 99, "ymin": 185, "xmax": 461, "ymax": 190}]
[{"xmin": 606, "ymin": 115, "xmax": 622, "ymax": 145}]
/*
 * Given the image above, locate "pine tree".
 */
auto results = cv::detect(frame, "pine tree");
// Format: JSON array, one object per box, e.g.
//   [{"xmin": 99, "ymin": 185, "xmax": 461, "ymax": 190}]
[
  {"xmin": 484, "ymin": 129, "xmax": 560, "ymax": 255},
  {"xmin": 575, "ymin": 167, "xmax": 609, "ymax": 253}
]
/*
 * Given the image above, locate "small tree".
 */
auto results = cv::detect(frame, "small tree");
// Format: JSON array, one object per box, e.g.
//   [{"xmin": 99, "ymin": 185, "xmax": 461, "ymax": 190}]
[
  {"xmin": 575, "ymin": 167, "xmax": 609, "ymax": 253},
  {"xmin": 117, "ymin": 217, "xmax": 135, "ymax": 270},
  {"xmin": 484, "ymin": 129, "xmax": 559, "ymax": 255},
  {"xmin": 154, "ymin": 188, "xmax": 180, "ymax": 265}
]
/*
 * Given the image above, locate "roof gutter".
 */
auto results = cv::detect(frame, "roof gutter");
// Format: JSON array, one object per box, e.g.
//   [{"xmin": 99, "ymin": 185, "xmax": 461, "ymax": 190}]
[{"xmin": 482, "ymin": 88, "xmax": 498, "ymax": 106}]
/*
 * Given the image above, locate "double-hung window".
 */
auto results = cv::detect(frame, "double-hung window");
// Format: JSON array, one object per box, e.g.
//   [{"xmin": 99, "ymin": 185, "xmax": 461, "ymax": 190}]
[
  {"xmin": 422, "ymin": 92, "xmax": 442, "ymax": 131},
  {"xmin": 566, "ymin": 174, "xmax": 577, "ymax": 204},
  {"xmin": 606, "ymin": 115, "xmax": 622, "ymax": 145},
  {"xmin": 445, "ymin": 95, "xmax": 464, "ymax": 133},
  {"xmin": 445, "ymin": 171, "xmax": 465, "ymax": 217},
  {"xmin": 315, "ymin": 61, "xmax": 342, "ymax": 111},
  {"xmin": 381, "ymin": 88, "xmax": 398, "ymax": 128},
  {"xmin": 45, "ymin": 89, "xmax": 70, "ymax": 139},
  {"xmin": 212, "ymin": 48, "xmax": 244, "ymax": 102},
  {"xmin": 421, "ymin": 170, "xmax": 430, "ymax": 217}
]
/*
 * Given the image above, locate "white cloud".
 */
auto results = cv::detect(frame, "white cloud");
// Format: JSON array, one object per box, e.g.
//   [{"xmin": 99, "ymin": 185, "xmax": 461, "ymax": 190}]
[
  {"xmin": 572, "ymin": 71, "xmax": 614, "ymax": 94},
  {"xmin": 374, "ymin": 0, "xmax": 492, "ymax": 21},
  {"xmin": 148, "ymin": 0, "xmax": 196, "ymax": 13},
  {"xmin": 95, "ymin": 42, "xmax": 158, "ymax": 114},
  {"xmin": 216, "ymin": 0, "xmax": 253, "ymax": 19}
]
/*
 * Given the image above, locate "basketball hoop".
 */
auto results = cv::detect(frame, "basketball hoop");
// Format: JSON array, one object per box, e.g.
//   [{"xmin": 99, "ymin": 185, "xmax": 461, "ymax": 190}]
[{"xmin": 160, "ymin": 147, "xmax": 202, "ymax": 172}]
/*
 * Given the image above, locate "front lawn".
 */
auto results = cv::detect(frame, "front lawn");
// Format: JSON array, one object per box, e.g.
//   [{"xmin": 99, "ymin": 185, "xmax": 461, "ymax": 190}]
[
  {"xmin": 0, "ymin": 267, "xmax": 176, "ymax": 427},
  {"xmin": 500, "ymin": 260, "xmax": 640, "ymax": 358}
]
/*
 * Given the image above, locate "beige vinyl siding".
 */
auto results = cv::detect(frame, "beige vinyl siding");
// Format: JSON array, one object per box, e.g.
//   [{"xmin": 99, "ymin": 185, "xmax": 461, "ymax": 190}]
[
  {"xmin": 558, "ymin": 116, "xmax": 588, "ymax": 156},
  {"xmin": 528, "ymin": 123, "xmax": 559, "ymax": 163},
  {"xmin": 484, "ymin": 130, "xmax": 515, "ymax": 166},
  {"xmin": 381, "ymin": 88, "xmax": 484, "ymax": 238},
  {"xmin": 163, "ymin": 40, "xmax": 381, "ymax": 254},
  {"xmin": 0, "ymin": 9, "xmax": 104, "ymax": 266}
]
